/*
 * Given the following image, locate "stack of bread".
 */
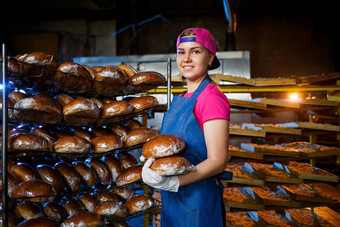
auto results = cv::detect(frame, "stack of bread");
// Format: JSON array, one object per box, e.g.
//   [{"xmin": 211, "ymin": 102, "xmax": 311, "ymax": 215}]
[
  {"xmin": 8, "ymin": 52, "xmax": 166, "ymax": 96},
  {"xmin": 140, "ymin": 134, "xmax": 195, "ymax": 176}
]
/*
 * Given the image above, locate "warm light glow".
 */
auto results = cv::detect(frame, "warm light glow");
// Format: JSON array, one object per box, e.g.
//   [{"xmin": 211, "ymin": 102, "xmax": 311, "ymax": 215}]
[{"xmin": 289, "ymin": 93, "xmax": 299, "ymax": 101}]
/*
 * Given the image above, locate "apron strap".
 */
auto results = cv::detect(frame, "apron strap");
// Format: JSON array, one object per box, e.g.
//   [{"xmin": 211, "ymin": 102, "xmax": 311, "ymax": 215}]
[{"xmin": 190, "ymin": 76, "xmax": 212, "ymax": 100}]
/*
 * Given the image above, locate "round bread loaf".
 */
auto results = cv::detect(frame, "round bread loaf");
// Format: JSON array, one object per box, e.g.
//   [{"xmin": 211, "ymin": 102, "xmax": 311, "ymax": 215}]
[
  {"xmin": 102, "ymin": 98, "xmax": 116, "ymax": 105},
  {"xmin": 55, "ymin": 62, "xmax": 93, "ymax": 93},
  {"xmin": 125, "ymin": 194, "xmax": 154, "ymax": 215},
  {"xmin": 61, "ymin": 211, "xmax": 105, "ymax": 227},
  {"xmin": 11, "ymin": 162, "xmax": 39, "ymax": 182},
  {"xmin": 124, "ymin": 128, "xmax": 158, "ymax": 147},
  {"xmin": 150, "ymin": 155, "xmax": 194, "ymax": 176},
  {"xmin": 56, "ymin": 94, "xmax": 74, "ymax": 107},
  {"xmin": 90, "ymin": 97, "xmax": 104, "ymax": 109},
  {"xmin": 8, "ymin": 133, "xmax": 50, "ymax": 152},
  {"xmin": 54, "ymin": 162, "xmax": 82, "ymax": 192},
  {"xmin": 10, "ymin": 180, "xmax": 57, "ymax": 202},
  {"xmin": 101, "ymin": 100, "xmax": 133, "ymax": 118},
  {"xmin": 36, "ymin": 164, "xmax": 66, "ymax": 192},
  {"xmin": 91, "ymin": 135, "xmax": 123, "ymax": 153},
  {"xmin": 8, "ymin": 91, "xmax": 28, "ymax": 104},
  {"xmin": 91, "ymin": 127, "xmax": 113, "ymax": 137},
  {"xmin": 43, "ymin": 201, "xmax": 68, "ymax": 223},
  {"xmin": 129, "ymin": 95, "xmax": 159, "ymax": 112},
  {"xmin": 72, "ymin": 128, "xmax": 95, "ymax": 142},
  {"xmin": 108, "ymin": 123, "xmax": 130, "ymax": 139},
  {"xmin": 63, "ymin": 97, "xmax": 100, "ymax": 125},
  {"xmin": 93, "ymin": 67, "xmax": 128, "ymax": 96},
  {"xmin": 117, "ymin": 63, "xmax": 137, "ymax": 77},
  {"xmin": 13, "ymin": 93, "xmax": 62, "ymax": 124},
  {"xmin": 141, "ymin": 134, "xmax": 185, "ymax": 160},
  {"xmin": 128, "ymin": 71, "xmax": 166, "ymax": 86},
  {"xmin": 125, "ymin": 119, "xmax": 143, "ymax": 129},
  {"xmin": 20, "ymin": 52, "xmax": 58, "ymax": 84},
  {"xmin": 109, "ymin": 186, "xmax": 134, "ymax": 201},
  {"xmin": 78, "ymin": 193, "xmax": 100, "ymax": 212},
  {"xmin": 0, "ymin": 171, "xmax": 21, "ymax": 194},
  {"xmin": 118, "ymin": 152, "xmax": 138, "ymax": 169},
  {"xmin": 63, "ymin": 197, "xmax": 86, "ymax": 216},
  {"xmin": 93, "ymin": 190, "xmax": 122, "ymax": 203},
  {"xmin": 72, "ymin": 161, "xmax": 98, "ymax": 187},
  {"xmin": 53, "ymin": 136, "xmax": 92, "ymax": 154},
  {"xmin": 16, "ymin": 201, "xmax": 44, "ymax": 220},
  {"xmin": 18, "ymin": 217, "xmax": 59, "ymax": 227},
  {"xmin": 54, "ymin": 130, "xmax": 72, "ymax": 139},
  {"xmin": 115, "ymin": 165, "xmax": 143, "ymax": 186},
  {"xmin": 81, "ymin": 64, "xmax": 97, "ymax": 79},
  {"xmin": 88, "ymin": 158, "xmax": 112, "ymax": 185},
  {"xmin": 103, "ymin": 155, "xmax": 123, "ymax": 181},
  {"xmin": 30, "ymin": 127, "xmax": 58, "ymax": 150},
  {"xmin": 94, "ymin": 200, "xmax": 128, "ymax": 218}
]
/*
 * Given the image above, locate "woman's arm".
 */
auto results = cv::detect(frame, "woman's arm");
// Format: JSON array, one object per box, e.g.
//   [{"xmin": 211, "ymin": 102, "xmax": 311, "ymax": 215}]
[{"xmin": 178, "ymin": 119, "xmax": 229, "ymax": 186}]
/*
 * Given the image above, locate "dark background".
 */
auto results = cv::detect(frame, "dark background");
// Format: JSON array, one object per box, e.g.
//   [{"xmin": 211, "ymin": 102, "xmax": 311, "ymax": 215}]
[{"xmin": 1, "ymin": 0, "xmax": 339, "ymax": 78}]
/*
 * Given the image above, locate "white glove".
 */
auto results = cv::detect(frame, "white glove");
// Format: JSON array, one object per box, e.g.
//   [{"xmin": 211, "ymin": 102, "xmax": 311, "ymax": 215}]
[{"xmin": 142, "ymin": 158, "xmax": 180, "ymax": 192}]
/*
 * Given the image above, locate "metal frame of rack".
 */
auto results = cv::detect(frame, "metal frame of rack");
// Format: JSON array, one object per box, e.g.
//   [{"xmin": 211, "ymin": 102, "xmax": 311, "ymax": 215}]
[{"xmin": 1, "ymin": 43, "xmax": 9, "ymax": 227}]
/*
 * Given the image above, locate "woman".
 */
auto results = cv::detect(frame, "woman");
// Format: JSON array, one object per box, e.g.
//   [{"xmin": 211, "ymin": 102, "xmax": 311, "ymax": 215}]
[{"xmin": 142, "ymin": 27, "xmax": 230, "ymax": 227}]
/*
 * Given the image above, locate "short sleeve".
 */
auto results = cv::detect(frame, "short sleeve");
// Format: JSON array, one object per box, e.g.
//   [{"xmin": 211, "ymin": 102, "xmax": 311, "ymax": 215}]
[{"xmin": 200, "ymin": 91, "xmax": 230, "ymax": 124}]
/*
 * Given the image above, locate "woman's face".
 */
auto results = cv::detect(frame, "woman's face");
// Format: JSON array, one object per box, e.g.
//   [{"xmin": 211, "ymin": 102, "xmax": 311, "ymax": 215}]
[{"xmin": 176, "ymin": 36, "xmax": 214, "ymax": 81}]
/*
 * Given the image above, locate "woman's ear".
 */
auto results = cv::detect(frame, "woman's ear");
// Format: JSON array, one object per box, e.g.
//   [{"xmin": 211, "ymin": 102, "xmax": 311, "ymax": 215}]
[{"xmin": 209, "ymin": 53, "xmax": 214, "ymax": 66}]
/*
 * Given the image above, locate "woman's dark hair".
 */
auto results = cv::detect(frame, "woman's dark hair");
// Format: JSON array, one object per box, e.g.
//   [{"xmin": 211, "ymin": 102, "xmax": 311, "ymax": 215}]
[{"xmin": 180, "ymin": 30, "xmax": 196, "ymax": 37}]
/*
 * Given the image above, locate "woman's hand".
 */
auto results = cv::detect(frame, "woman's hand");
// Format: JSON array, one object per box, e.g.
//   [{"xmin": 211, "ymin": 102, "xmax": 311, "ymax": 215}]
[{"xmin": 142, "ymin": 158, "xmax": 180, "ymax": 192}]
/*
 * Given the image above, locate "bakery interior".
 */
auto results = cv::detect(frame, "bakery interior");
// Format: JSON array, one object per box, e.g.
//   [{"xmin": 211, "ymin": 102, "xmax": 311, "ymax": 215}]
[{"xmin": 1, "ymin": 0, "xmax": 340, "ymax": 226}]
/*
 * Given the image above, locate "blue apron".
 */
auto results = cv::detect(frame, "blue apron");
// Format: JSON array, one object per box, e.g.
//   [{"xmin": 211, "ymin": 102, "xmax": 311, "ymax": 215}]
[{"xmin": 160, "ymin": 76, "xmax": 228, "ymax": 227}]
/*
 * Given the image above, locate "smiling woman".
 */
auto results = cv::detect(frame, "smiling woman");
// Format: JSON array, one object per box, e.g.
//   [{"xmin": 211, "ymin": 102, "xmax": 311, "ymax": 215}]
[{"xmin": 142, "ymin": 28, "xmax": 231, "ymax": 227}]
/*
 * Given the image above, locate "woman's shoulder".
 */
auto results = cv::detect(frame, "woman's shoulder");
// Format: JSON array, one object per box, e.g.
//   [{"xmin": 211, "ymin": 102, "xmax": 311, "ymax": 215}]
[{"xmin": 200, "ymin": 83, "xmax": 228, "ymax": 102}]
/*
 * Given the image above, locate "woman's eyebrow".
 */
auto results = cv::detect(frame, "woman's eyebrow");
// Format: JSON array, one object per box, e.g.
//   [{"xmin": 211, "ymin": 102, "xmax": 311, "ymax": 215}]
[{"xmin": 177, "ymin": 46, "xmax": 204, "ymax": 51}]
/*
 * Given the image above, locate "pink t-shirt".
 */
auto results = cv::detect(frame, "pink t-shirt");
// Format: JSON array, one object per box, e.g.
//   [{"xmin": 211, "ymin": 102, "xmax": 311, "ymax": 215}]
[{"xmin": 182, "ymin": 83, "xmax": 230, "ymax": 131}]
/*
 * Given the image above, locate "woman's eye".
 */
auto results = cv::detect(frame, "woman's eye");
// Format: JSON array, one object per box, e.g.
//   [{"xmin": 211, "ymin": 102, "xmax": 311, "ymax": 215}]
[
  {"xmin": 177, "ymin": 51, "xmax": 184, "ymax": 55},
  {"xmin": 193, "ymin": 50, "xmax": 200, "ymax": 54}
]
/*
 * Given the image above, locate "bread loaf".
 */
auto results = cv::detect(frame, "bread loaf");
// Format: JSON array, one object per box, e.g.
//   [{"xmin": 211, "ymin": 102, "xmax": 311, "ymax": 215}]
[
  {"xmin": 8, "ymin": 91, "xmax": 28, "ymax": 104},
  {"xmin": 11, "ymin": 162, "xmax": 39, "ymax": 182},
  {"xmin": 129, "ymin": 95, "xmax": 159, "ymax": 112},
  {"xmin": 54, "ymin": 136, "xmax": 91, "ymax": 154},
  {"xmin": 63, "ymin": 97, "xmax": 100, "ymax": 125},
  {"xmin": 54, "ymin": 162, "xmax": 82, "ymax": 192},
  {"xmin": 141, "ymin": 134, "xmax": 185, "ymax": 160},
  {"xmin": 56, "ymin": 94, "xmax": 74, "ymax": 107},
  {"xmin": 63, "ymin": 196, "xmax": 86, "ymax": 216},
  {"xmin": 91, "ymin": 135, "xmax": 123, "ymax": 153},
  {"xmin": 10, "ymin": 180, "xmax": 57, "ymax": 202},
  {"xmin": 43, "ymin": 201, "xmax": 68, "ymax": 223},
  {"xmin": 109, "ymin": 186, "xmax": 134, "ymax": 200},
  {"xmin": 8, "ymin": 133, "xmax": 50, "ymax": 152},
  {"xmin": 88, "ymin": 158, "xmax": 112, "ymax": 185},
  {"xmin": 94, "ymin": 200, "xmax": 128, "ymax": 218},
  {"xmin": 150, "ymin": 155, "xmax": 194, "ymax": 176},
  {"xmin": 108, "ymin": 123, "xmax": 130, "ymax": 140},
  {"xmin": 103, "ymin": 154, "xmax": 123, "ymax": 181},
  {"xmin": 125, "ymin": 119, "xmax": 143, "ymax": 129},
  {"xmin": 128, "ymin": 71, "xmax": 166, "ymax": 86},
  {"xmin": 118, "ymin": 152, "xmax": 138, "ymax": 169},
  {"xmin": 93, "ymin": 190, "xmax": 122, "ymax": 203},
  {"xmin": 81, "ymin": 64, "xmax": 97, "ymax": 79},
  {"xmin": 101, "ymin": 100, "xmax": 134, "ymax": 118},
  {"xmin": 116, "ymin": 165, "xmax": 143, "ymax": 186},
  {"xmin": 30, "ymin": 127, "xmax": 58, "ymax": 150},
  {"xmin": 18, "ymin": 217, "xmax": 59, "ymax": 227},
  {"xmin": 61, "ymin": 211, "xmax": 105, "ymax": 227},
  {"xmin": 55, "ymin": 62, "xmax": 93, "ymax": 93},
  {"xmin": 125, "ymin": 194, "xmax": 154, "ymax": 214},
  {"xmin": 72, "ymin": 161, "xmax": 98, "ymax": 187},
  {"xmin": 90, "ymin": 97, "xmax": 104, "ymax": 109},
  {"xmin": 91, "ymin": 127, "xmax": 113, "ymax": 137},
  {"xmin": 72, "ymin": 128, "xmax": 95, "ymax": 142},
  {"xmin": 13, "ymin": 93, "xmax": 62, "ymax": 124},
  {"xmin": 16, "ymin": 201, "xmax": 44, "ymax": 220},
  {"xmin": 36, "ymin": 164, "xmax": 66, "ymax": 192},
  {"xmin": 20, "ymin": 52, "xmax": 58, "ymax": 84},
  {"xmin": 124, "ymin": 128, "xmax": 158, "ymax": 147},
  {"xmin": 117, "ymin": 63, "xmax": 137, "ymax": 77},
  {"xmin": 92, "ymin": 67, "xmax": 128, "ymax": 96},
  {"xmin": 78, "ymin": 193, "xmax": 100, "ymax": 212}
]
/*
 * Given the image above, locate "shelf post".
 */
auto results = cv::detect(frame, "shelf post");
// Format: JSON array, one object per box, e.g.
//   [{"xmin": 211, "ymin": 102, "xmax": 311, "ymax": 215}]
[{"xmin": 1, "ymin": 43, "xmax": 9, "ymax": 227}]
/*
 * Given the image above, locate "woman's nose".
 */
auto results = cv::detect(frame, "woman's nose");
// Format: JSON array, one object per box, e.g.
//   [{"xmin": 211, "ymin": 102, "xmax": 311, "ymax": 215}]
[{"xmin": 183, "ymin": 52, "xmax": 191, "ymax": 62}]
